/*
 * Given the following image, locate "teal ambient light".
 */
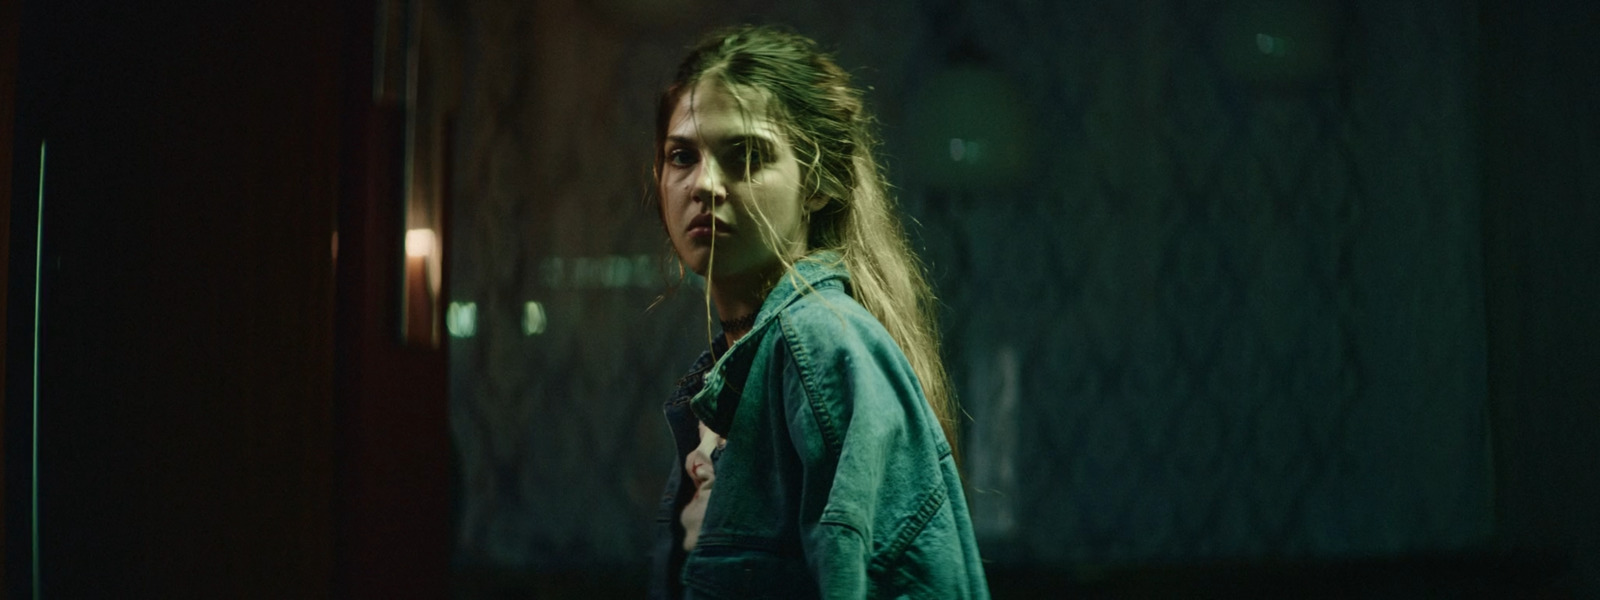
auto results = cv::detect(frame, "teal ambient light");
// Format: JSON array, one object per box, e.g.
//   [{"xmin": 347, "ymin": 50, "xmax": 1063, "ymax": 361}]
[{"xmin": 905, "ymin": 67, "xmax": 1034, "ymax": 189}]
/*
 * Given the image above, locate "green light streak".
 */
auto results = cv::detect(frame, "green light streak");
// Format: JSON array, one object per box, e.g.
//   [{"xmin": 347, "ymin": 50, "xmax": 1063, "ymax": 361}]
[{"xmin": 33, "ymin": 140, "xmax": 46, "ymax": 598}]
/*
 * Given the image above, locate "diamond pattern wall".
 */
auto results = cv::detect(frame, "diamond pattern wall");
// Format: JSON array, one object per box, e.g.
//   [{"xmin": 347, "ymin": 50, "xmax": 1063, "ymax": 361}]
[{"xmin": 442, "ymin": 0, "xmax": 1490, "ymax": 570}]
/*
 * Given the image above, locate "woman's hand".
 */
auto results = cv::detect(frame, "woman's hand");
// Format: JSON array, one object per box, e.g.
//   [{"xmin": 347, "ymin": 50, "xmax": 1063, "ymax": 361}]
[{"xmin": 680, "ymin": 421, "xmax": 726, "ymax": 551}]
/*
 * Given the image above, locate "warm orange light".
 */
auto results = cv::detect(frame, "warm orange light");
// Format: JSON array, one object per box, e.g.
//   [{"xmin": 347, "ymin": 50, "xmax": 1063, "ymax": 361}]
[{"xmin": 405, "ymin": 228, "xmax": 436, "ymax": 258}]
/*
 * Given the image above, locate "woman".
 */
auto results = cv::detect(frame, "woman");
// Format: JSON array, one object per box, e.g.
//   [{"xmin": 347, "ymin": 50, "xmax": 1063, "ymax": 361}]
[{"xmin": 649, "ymin": 25, "xmax": 990, "ymax": 599}]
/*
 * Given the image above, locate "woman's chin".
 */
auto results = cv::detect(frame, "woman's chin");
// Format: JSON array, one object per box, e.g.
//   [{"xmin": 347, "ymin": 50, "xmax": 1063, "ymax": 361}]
[{"xmin": 672, "ymin": 252, "xmax": 708, "ymax": 278}]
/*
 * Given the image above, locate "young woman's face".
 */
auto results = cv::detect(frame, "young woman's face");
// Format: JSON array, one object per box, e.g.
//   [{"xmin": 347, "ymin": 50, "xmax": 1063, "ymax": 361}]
[{"xmin": 659, "ymin": 79, "xmax": 811, "ymax": 280}]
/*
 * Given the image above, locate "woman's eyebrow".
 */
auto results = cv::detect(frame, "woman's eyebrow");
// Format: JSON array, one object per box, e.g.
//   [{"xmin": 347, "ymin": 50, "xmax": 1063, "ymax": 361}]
[
  {"xmin": 665, "ymin": 133, "xmax": 778, "ymax": 152},
  {"xmin": 722, "ymin": 134, "xmax": 777, "ymax": 153}
]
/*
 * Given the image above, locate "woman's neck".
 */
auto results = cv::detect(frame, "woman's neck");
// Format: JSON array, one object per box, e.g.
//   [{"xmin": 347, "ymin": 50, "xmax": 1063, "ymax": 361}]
[{"xmin": 709, "ymin": 269, "xmax": 779, "ymax": 345}]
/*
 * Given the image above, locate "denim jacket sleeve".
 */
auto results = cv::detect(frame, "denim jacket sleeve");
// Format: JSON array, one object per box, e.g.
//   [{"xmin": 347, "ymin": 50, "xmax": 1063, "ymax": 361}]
[{"xmin": 777, "ymin": 294, "xmax": 971, "ymax": 598}]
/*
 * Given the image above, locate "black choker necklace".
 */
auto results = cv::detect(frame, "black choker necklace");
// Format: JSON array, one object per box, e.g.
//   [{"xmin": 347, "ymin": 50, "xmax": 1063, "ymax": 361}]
[{"xmin": 720, "ymin": 312, "xmax": 758, "ymax": 333}]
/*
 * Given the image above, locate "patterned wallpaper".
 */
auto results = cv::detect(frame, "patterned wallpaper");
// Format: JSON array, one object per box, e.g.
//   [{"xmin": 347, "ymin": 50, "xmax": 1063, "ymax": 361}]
[{"xmin": 439, "ymin": 0, "xmax": 1490, "ymax": 570}]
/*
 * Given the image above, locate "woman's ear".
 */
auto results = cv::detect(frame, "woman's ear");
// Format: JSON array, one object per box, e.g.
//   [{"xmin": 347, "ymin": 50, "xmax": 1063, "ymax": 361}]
[{"xmin": 804, "ymin": 195, "xmax": 830, "ymax": 214}]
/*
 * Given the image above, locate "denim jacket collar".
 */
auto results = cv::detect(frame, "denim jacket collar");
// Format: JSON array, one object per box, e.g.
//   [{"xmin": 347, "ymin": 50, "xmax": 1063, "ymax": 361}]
[{"xmin": 690, "ymin": 251, "xmax": 848, "ymax": 435}]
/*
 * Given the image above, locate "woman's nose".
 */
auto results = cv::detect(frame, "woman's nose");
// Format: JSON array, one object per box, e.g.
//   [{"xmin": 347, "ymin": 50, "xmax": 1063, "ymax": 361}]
[{"xmin": 693, "ymin": 160, "xmax": 727, "ymax": 204}]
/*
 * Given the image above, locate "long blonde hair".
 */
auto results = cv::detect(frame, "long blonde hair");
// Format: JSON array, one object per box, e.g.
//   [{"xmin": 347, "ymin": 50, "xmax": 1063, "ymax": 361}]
[{"xmin": 652, "ymin": 25, "xmax": 961, "ymax": 452}]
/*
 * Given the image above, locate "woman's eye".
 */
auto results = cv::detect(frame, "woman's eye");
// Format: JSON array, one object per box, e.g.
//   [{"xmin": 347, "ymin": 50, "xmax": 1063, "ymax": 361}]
[
  {"xmin": 667, "ymin": 149, "xmax": 698, "ymax": 167},
  {"xmin": 726, "ymin": 149, "xmax": 765, "ymax": 174}
]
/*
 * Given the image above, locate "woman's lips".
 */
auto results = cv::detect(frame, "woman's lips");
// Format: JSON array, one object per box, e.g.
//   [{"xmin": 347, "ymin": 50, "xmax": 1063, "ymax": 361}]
[{"xmin": 687, "ymin": 214, "xmax": 733, "ymax": 239}]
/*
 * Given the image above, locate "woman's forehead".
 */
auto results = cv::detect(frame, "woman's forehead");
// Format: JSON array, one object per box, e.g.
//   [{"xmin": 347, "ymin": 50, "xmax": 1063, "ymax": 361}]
[{"xmin": 667, "ymin": 80, "xmax": 784, "ymax": 144}]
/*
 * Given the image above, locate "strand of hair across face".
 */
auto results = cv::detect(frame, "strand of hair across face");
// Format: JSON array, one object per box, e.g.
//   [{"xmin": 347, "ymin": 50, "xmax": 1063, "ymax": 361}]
[
  {"xmin": 664, "ymin": 28, "xmax": 961, "ymax": 461},
  {"xmin": 705, "ymin": 216, "xmax": 717, "ymax": 349},
  {"xmin": 728, "ymin": 92, "xmax": 848, "ymax": 336}
]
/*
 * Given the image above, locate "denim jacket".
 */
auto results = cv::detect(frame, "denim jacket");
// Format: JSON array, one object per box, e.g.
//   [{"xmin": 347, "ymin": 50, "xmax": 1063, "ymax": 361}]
[{"xmin": 649, "ymin": 253, "xmax": 990, "ymax": 599}]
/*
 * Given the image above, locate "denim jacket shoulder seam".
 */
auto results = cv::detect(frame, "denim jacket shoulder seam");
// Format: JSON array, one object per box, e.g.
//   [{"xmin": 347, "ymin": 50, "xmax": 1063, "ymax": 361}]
[{"xmin": 778, "ymin": 311, "xmax": 844, "ymax": 455}]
